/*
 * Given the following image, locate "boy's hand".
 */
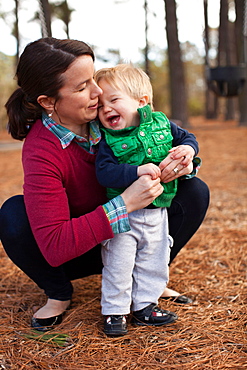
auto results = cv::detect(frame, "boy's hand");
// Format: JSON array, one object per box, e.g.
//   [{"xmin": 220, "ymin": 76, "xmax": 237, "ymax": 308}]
[
  {"xmin": 137, "ymin": 163, "xmax": 161, "ymax": 180},
  {"xmin": 169, "ymin": 145, "xmax": 195, "ymax": 167}
]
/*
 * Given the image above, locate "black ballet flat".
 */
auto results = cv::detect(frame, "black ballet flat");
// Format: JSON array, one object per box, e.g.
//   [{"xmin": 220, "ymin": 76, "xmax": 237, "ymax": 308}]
[
  {"xmin": 160, "ymin": 295, "xmax": 193, "ymax": 304},
  {"xmin": 31, "ymin": 313, "xmax": 64, "ymax": 332}
]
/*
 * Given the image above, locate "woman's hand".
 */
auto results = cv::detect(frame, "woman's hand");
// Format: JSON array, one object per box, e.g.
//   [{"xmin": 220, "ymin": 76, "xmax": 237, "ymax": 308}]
[
  {"xmin": 160, "ymin": 161, "xmax": 193, "ymax": 183},
  {"xmin": 169, "ymin": 145, "xmax": 195, "ymax": 167},
  {"xmin": 121, "ymin": 175, "xmax": 163, "ymax": 213},
  {"xmin": 159, "ymin": 146, "xmax": 194, "ymax": 183}
]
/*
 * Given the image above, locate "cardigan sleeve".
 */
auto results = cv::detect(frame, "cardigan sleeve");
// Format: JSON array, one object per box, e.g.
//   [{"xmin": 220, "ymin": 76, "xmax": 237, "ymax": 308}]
[{"xmin": 22, "ymin": 126, "xmax": 114, "ymax": 267}]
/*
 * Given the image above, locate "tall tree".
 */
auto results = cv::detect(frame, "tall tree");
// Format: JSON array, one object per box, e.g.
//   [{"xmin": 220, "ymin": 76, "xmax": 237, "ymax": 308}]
[
  {"xmin": 218, "ymin": 0, "xmax": 236, "ymax": 120},
  {"xmin": 13, "ymin": 0, "xmax": 20, "ymax": 65},
  {"xmin": 204, "ymin": 0, "xmax": 218, "ymax": 119},
  {"xmin": 235, "ymin": 0, "xmax": 247, "ymax": 125},
  {"xmin": 164, "ymin": 0, "xmax": 189, "ymax": 126},
  {"xmin": 205, "ymin": 0, "xmax": 246, "ymax": 123},
  {"xmin": 144, "ymin": 0, "xmax": 150, "ymax": 77},
  {"xmin": 38, "ymin": 0, "xmax": 52, "ymax": 37}
]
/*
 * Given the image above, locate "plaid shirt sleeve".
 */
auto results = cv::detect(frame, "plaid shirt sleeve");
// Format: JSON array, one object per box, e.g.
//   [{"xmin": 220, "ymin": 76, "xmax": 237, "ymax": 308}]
[
  {"xmin": 180, "ymin": 156, "xmax": 202, "ymax": 180},
  {"xmin": 102, "ymin": 195, "xmax": 131, "ymax": 234}
]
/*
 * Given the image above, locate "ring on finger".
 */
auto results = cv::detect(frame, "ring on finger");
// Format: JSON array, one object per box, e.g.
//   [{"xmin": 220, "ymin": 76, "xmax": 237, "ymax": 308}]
[{"xmin": 173, "ymin": 167, "xmax": 179, "ymax": 174}]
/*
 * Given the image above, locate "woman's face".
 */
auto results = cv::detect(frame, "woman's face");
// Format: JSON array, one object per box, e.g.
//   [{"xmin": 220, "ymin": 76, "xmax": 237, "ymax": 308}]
[{"xmin": 53, "ymin": 55, "xmax": 102, "ymax": 134}]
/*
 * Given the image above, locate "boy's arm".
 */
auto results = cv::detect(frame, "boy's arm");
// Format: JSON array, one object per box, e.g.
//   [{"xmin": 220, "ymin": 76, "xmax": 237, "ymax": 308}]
[
  {"xmin": 96, "ymin": 139, "xmax": 138, "ymax": 188},
  {"xmin": 170, "ymin": 121, "xmax": 199, "ymax": 155},
  {"xmin": 169, "ymin": 121, "xmax": 199, "ymax": 166}
]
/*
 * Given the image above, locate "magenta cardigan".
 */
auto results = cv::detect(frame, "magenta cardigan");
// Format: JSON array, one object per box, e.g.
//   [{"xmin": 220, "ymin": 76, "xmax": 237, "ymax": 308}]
[{"xmin": 22, "ymin": 120, "xmax": 113, "ymax": 267}]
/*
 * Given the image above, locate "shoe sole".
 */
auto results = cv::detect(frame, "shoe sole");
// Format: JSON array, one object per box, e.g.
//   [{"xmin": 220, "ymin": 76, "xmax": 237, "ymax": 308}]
[
  {"xmin": 160, "ymin": 295, "xmax": 193, "ymax": 304},
  {"xmin": 131, "ymin": 314, "xmax": 178, "ymax": 327},
  {"xmin": 104, "ymin": 329, "xmax": 128, "ymax": 337}
]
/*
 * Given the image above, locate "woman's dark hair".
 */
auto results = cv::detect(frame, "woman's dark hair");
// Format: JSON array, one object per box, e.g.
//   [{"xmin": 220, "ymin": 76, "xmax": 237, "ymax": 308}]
[{"xmin": 5, "ymin": 37, "xmax": 95, "ymax": 140}]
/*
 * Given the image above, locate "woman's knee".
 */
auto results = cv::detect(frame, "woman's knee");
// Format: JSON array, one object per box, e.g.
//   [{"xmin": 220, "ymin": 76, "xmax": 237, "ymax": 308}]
[
  {"xmin": 191, "ymin": 177, "xmax": 210, "ymax": 214},
  {"xmin": 0, "ymin": 195, "xmax": 28, "ymax": 241},
  {"xmin": 179, "ymin": 177, "xmax": 210, "ymax": 212}
]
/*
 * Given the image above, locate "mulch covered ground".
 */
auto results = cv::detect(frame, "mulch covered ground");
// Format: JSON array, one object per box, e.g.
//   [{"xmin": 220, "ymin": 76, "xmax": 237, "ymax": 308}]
[{"xmin": 0, "ymin": 118, "xmax": 246, "ymax": 369}]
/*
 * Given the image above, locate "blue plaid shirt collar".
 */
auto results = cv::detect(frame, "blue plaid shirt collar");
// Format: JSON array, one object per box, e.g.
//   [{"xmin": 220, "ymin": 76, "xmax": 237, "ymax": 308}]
[{"xmin": 42, "ymin": 112, "xmax": 101, "ymax": 152}]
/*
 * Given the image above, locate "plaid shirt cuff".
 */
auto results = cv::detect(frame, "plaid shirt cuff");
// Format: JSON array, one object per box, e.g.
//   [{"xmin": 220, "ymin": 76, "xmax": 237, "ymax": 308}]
[
  {"xmin": 102, "ymin": 196, "xmax": 130, "ymax": 234},
  {"xmin": 181, "ymin": 157, "xmax": 201, "ymax": 180}
]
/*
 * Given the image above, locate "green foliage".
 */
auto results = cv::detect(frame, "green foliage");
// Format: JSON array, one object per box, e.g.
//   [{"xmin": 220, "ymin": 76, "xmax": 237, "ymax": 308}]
[
  {"xmin": 138, "ymin": 47, "xmax": 171, "ymax": 115},
  {"xmin": 0, "ymin": 52, "xmax": 17, "ymax": 131},
  {"xmin": 138, "ymin": 42, "xmax": 205, "ymax": 117},
  {"xmin": 21, "ymin": 330, "xmax": 71, "ymax": 347},
  {"xmin": 184, "ymin": 54, "xmax": 205, "ymax": 116},
  {"xmin": 188, "ymin": 97, "xmax": 204, "ymax": 116},
  {"xmin": 51, "ymin": 1, "xmax": 74, "ymax": 24},
  {"xmin": 149, "ymin": 52, "xmax": 170, "ymax": 115}
]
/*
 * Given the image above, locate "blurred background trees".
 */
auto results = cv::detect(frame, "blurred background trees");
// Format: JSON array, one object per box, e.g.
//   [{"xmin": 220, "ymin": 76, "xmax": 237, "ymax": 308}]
[{"xmin": 0, "ymin": 0, "xmax": 246, "ymax": 131}]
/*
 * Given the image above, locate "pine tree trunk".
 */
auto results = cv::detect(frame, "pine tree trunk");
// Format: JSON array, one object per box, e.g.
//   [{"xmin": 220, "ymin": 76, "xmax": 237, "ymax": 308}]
[
  {"xmin": 39, "ymin": 0, "xmax": 52, "ymax": 37},
  {"xmin": 235, "ymin": 0, "xmax": 247, "ymax": 125},
  {"xmin": 204, "ymin": 0, "xmax": 218, "ymax": 119},
  {"xmin": 164, "ymin": 0, "xmax": 189, "ymax": 126},
  {"xmin": 14, "ymin": 0, "xmax": 20, "ymax": 66}
]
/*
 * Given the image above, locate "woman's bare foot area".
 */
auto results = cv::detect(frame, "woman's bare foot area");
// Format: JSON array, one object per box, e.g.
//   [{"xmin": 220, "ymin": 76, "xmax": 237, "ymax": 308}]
[
  {"xmin": 33, "ymin": 298, "xmax": 71, "ymax": 319},
  {"xmin": 160, "ymin": 287, "xmax": 180, "ymax": 298}
]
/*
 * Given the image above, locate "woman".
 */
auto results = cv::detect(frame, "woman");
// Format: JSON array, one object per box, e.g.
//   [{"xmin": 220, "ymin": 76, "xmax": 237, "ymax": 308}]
[{"xmin": 0, "ymin": 38, "xmax": 209, "ymax": 332}]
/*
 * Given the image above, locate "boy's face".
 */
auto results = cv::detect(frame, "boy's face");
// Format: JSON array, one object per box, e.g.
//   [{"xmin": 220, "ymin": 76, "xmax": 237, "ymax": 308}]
[{"xmin": 97, "ymin": 79, "xmax": 142, "ymax": 130}]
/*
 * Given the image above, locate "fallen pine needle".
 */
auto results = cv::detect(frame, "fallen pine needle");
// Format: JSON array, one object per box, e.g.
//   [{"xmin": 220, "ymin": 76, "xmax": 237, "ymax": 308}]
[{"xmin": 19, "ymin": 330, "xmax": 71, "ymax": 347}]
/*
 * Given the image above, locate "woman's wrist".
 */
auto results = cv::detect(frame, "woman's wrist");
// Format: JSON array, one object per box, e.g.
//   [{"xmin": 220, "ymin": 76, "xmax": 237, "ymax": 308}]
[
  {"xmin": 179, "ymin": 157, "xmax": 202, "ymax": 180},
  {"xmin": 102, "ymin": 196, "xmax": 130, "ymax": 234}
]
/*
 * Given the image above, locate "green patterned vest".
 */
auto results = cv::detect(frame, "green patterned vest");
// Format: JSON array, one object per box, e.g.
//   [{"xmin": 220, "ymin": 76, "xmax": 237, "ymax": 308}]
[{"xmin": 102, "ymin": 105, "xmax": 177, "ymax": 207}]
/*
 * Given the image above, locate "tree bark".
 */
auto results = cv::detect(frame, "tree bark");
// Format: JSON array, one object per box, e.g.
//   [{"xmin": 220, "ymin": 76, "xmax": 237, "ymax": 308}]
[
  {"xmin": 14, "ymin": 0, "xmax": 20, "ymax": 66},
  {"xmin": 144, "ymin": 0, "xmax": 150, "ymax": 77},
  {"xmin": 164, "ymin": 0, "xmax": 189, "ymax": 126},
  {"xmin": 235, "ymin": 0, "xmax": 247, "ymax": 125},
  {"xmin": 204, "ymin": 0, "xmax": 218, "ymax": 119},
  {"xmin": 39, "ymin": 0, "xmax": 52, "ymax": 37}
]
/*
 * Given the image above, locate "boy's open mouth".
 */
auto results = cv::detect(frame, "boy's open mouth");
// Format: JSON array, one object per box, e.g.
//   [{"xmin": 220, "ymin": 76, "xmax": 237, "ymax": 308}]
[{"xmin": 108, "ymin": 115, "xmax": 120, "ymax": 126}]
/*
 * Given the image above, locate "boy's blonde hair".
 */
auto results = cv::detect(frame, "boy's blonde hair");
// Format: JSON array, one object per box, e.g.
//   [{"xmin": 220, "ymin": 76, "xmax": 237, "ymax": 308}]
[{"xmin": 94, "ymin": 64, "xmax": 153, "ymax": 110}]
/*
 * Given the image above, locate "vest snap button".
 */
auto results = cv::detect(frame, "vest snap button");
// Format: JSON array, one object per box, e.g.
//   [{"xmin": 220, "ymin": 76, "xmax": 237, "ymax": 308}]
[
  {"xmin": 159, "ymin": 134, "xmax": 165, "ymax": 139},
  {"xmin": 147, "ymin": 148, "xmax": 152, "ymax": 155},
  {"xmin": 122, "ymin": 143, "xmax": 128, "ymax": 149},
  {"xmin": 140, "ymin": 131, "xmax": 145, "ymax": 137},
  {"xmin": 143, "ymin": 112, "xmax": 147, "ymax": 118}
]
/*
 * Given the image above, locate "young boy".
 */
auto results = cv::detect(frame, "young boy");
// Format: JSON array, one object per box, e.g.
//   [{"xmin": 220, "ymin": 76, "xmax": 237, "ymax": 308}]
[{"xmin": 94, "ymin": 64, "xmax": 198, "ymax": 336}]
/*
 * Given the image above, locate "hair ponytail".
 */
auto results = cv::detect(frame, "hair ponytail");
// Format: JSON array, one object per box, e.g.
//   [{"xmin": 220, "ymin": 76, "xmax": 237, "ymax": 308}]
[
  {"xmin": 5, "ymin": 37, "xmax": 95, "ymax": 141},
  {"xmin": 5, "ymin": 88, "xmax": 42, "ymax": 140}
]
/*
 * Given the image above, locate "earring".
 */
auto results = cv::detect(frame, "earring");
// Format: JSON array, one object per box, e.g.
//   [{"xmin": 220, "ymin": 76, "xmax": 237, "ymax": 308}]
[{"xmin": 48, "ymin": 112, "xmax": 53, "ymax": 117}]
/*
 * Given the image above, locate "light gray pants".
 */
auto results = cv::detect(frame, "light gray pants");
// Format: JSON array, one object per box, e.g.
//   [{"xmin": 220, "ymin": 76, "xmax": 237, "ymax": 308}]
[{"xmin": 101, "ymin": 207, "xmax": 173, "ymax": 315}]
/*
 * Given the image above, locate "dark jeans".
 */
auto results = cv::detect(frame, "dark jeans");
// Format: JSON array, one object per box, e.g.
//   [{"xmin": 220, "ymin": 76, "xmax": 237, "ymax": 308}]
[{"xmin": 0, "ymin": 177, "xmax": 209, "ymax": 300}]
